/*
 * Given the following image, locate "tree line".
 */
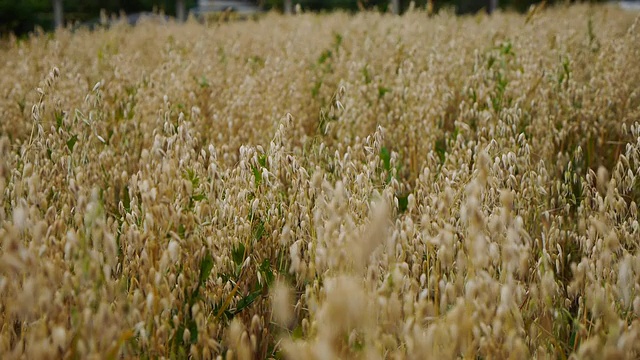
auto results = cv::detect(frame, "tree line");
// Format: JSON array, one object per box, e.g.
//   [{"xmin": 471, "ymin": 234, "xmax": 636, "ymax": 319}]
[{"xmin": 0, "ymin": 0, "xmax": 596, "ymax": 35}]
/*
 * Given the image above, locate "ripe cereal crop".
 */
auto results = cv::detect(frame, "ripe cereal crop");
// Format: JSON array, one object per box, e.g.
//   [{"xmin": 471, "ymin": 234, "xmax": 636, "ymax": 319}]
[{"xmin": 1, "ymin": 4, "xmax": 640, "ymax": 359}]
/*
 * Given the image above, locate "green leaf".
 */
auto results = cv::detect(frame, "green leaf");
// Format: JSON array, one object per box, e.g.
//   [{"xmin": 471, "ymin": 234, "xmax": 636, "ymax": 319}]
[
  {"xmin": 380, "ymin": 147, "xmax": 391, "ymax": 172},
  {"xmin": 258, "ymin": 154, "xmax": 267, "ymax": 168},
  {"xmin": 199, "ymin": 253, "xmax": 214, "ymax": 285},
  {"xmin": 318, "ymin": 49, "xmax": 332, "ymax": 65},
  {"xmin": 122, "ymin": 186, "xmax": 131, "ymax": 213},
  {"xmin": 232, "ymin": 243, "xmax": 246, "ymax": 267},
  {"xmin": 333, "ymin": 33, "xmax": 343, "ymax": 50},
  {"xmin": 184, "ymin": 168, "xmax": 200, "ymax": 188},
  {"xmin": 187, "ymin": 319, "xmax": 198, "ymax": 343},
  {"xmin": 291, "ymin": 325, "xmax": 304, "ymax": 339},
  {"xmin": 259, "ymin": 258, "xmax": 275, "ymax": 286},
  {"xmin": 191, "ymin": 193, "xmax": 206, "ymax": 202},
  {"xmin": 253, "ymin": 220, "xmax": 265, "ymax": 241},
  {"xmin": 499, "ymin": 41, "xmax": 513, "ymax": 56},
  {"xmin": 378, "ymin": 86, "xmax": 390, "ymax": 99},
  {"xmin": 198, "ymin": 76, "xmax": 210, "ymax": 88},
  {"xmin": 487, "ymin": 55, "xmax": 496, "ymax": 69},
  {"xmin": 172, "ymin": 323, "xmax": 186, "ymax": 352},
  {"xmin": 252, "ymin": 166, "xmax": 262, "ymax": 186},
  {"xmin": 55, "ymin": 112, "xmax": 63, "ymax": 130},
  {"xmin": 312, "ymin": 80, "xmax": 322, "ymax": 99},
  {"xmin": 66, "ymin": 134, "xmax": 78, "ymax": 152},
  {"xmin": 346, "ymin": 332, "xmax": 365, "ymax": 351},
  {"xmin": 231, "ymin": 289, "xmax": 261, "ymax": 315},
  {"xmin": 397, "ymin": 194, "xmax": 409, "ymax": 213},
  {"xmin": 362, "ymin": 65, "xmax": 371, "ymax": 84},
  {"xmin": 435, "ymin": 138, "xmax": 447, "ymax": 165}
]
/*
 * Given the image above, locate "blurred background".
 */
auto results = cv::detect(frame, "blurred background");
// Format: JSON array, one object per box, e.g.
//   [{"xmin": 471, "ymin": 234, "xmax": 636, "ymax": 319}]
[{"xmin": 0, "ymin": 0, "xmax": 606, "ymax": 36}]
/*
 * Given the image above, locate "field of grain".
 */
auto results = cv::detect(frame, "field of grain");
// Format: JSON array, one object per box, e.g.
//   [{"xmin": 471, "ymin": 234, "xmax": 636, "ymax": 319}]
[{"xmin": 1, "ymin": 5, "xmax": 640, "ymax": 359}]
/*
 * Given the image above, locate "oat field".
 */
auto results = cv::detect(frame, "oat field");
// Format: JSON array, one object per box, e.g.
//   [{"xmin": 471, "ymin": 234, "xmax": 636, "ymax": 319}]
[{"xmin": 1, "ymin": 5, "xmax": 640, "ymax": 359}]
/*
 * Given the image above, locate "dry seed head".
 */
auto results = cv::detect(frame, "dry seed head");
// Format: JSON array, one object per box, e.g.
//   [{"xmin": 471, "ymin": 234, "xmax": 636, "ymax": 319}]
[
  {"xmin": 271, "ymin": 281, "xmax": 294, "ymax": 325},
  {"xmin": 168, "ymin": 240, "xmax": 180, "ymax": 262}
]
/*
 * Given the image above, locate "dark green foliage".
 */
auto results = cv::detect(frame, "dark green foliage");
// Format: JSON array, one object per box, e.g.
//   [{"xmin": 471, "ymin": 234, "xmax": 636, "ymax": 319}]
[
  {"xmin": 396, "ymin": 193, "xmax": 409, "ymax": 213},
  {"xmin": 0, "ymin": 0, "xmax": 52, "ymax": 35},
  {"xmin": 435, "ymin": 137, "xmax": 447, "ymax": 165},
  {"xmin": 258, "ymin": 154, "xmax": 267, "ymax": 168},
  {"xmin": 231, "ymin": 289, "xmax": 262, "ymax": 315},
  {"xmin": 55, "ymin": 111, "xmax": 64, "ymax": 130},
  {"xmin": 318, "ymin": 50, "xmax": 333, "ymax": 65},
  {"xmin": 66, "ymin": 134, "xmax": 78, "ymax": 152},
  {"xmin": 191, "ymin": 193, "xmax": 206, "ymax": 202},
  {"xmin": 378, "ymin": 86, "xmax": 390, "ymax": 99},
  {"xmin": 184, "ymin": 168, "xmax": 205, "ymax": 208},
  {"xmin": 252, "ymin": 154, "xmax": 268, "ymax": 186},
  {"xmin": 0, "ymin": 0, "xmax": 198, "ymax": 35},
  {"xmin": 380, "ymin": 147, "xmax": 391, "ymax": 172},
  {"xmin": 196, "ymin": 253, "xmax": 214, "ymax": 294},
  {"xmin": 232, "ymin": 243, "xmax": 246, "ymax": 267},
  {"xmin": 558, "ymin": 56, "xmax": 571, "ymax": 88},
  {"xmin": 562, "ymin": 154, "xmax": 585, "ymax": 213},
  {"xmin": 259, "ymin": 259, "xmax": 275, "ymax": 286},
  {"xmin": 252, "ymin": 165, "xmax": 263, "ymax": 185},
  {"xmin": 253, "ymin": 220, "xmax": 265, "ymax": 241}
]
